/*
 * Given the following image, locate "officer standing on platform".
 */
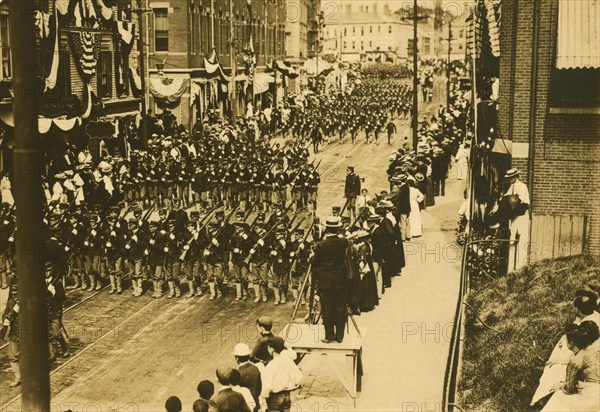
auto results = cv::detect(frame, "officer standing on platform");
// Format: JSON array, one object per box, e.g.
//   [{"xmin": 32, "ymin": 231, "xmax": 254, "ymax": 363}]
[{"xmin": 311, "ymin": 216, "xmax": 350, "ymax": 343}]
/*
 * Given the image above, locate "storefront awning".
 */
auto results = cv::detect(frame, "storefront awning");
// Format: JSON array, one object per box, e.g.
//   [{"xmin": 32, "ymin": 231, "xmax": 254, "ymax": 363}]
[
  {"xmin": 557, "ymin": 0, "xmax": 600, "ymax": 69},
  {"xmin": 0, "ymin": 107, "xmax": 81, "ymax": 134}
]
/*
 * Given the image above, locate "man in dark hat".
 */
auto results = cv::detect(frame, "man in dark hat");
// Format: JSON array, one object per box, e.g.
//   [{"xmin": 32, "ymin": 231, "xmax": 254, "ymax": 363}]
[
  {"xmin": 311, "ymin": 216, "xmax": 350, "ymax": 343},
  {"xmin": 344, "ymin": 166, "xmax": 361, "ymax": 221}
]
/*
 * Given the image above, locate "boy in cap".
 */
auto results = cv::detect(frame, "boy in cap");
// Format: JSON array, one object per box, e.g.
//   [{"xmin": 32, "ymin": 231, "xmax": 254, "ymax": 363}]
[
  {"xmin": 251, "ymin": 316, "xmax": 274, "ymax": 365},
  {"xmin": 193, "ymin": 380, "xmax": 215, "ymax": 412},
  {"xmin": 259, "ymin": 337, "xmax": 302, "ymax": 412}
]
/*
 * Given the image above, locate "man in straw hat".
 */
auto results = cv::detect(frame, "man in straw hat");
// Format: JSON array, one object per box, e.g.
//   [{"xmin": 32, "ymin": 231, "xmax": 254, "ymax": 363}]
[
  {"xmin": 502, "ymin": 168, "xmax": 530, "ymax": 271},
  {"xmin": 311, "ymin": 216, "xmax": 350, "ymax": 343}
]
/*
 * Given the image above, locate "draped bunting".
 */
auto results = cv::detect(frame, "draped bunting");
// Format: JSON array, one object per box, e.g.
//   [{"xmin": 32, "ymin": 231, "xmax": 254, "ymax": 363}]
[
  {"xmin": 45, "ymin": 9, "xmax": 60, "ymax": 91},
  {"xmin": 190, "ymin": 81, "xmax": 202, "ymax": 107},
  {"xmin": 117, "ymin": 21, "xmax": 135, "ymax": 44},
  {"xmin": 129, "ymin": 68, "xmax": 142, "ymax": 98},
  {"xmin": 149, "ymin": 78, "xmax": 188, "ymax": 103},
  {"xmin": 69, "ymin": 31, "xmax": 100, "ymax": 79},
  {"xmin": 253, "ymin": 72, "xmax": 274, "ymax": 95},
  {"xmin": 204, "ymin": 49, "xmax": 232, "ymax": 82},
  {"xmin": 486, "ymin": 0, "xmax": 501, "ymax": 57},
  {"xmin": 81, "ymin": 83, "xmax": 93, "ymax": 119},
  {"xmin": 97, "ymin": 0, "xmax": 113, "ymax": 20},
  {"xmin": 272, "ymin": 60, "xmax": 299, "ymax": 79},
  {"xmin": 56, "ymin": 0, "xmax": 70, "ymax": 15}
]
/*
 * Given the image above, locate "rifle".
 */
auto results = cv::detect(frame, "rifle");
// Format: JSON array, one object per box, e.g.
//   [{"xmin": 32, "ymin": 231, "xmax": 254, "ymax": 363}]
[
  {"xmin": 245, "ymin": 202, "xmax": 294, "ymax": 265},
  {"xmin": 247, "ymin": 212, "xmax": 262, "ymax": 232},
  {"xmin": 288, "ymin": 219, "xmax": 315, "ymax": 275},
  {"xmin": 179, "ymin": 207, "xmax": 218, "ymax": 261},
  {"xmin": 339, "ymin": 197, "xmax": 351, "ymax": 217}
]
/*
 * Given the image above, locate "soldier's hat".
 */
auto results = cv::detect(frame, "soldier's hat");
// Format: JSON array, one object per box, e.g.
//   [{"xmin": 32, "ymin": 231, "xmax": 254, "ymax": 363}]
[
  {"xmin": 148, "ymin": 220, "xmax": 159, "ymax": 227},
  {"xmin": 332, "ymin": 206, "xmax": 341, "ymax": 214},
  {"xmin": 293, "ymin": 228, "xmax": 304, "ymax": 236},
  {"xmin": 128, "ymin": 217, "xmax": 137, "ymax": 224},
  {"xmin": 276, "ymin": 224, "xmax": 287, "ymax": 234},
  {"xmin": 109, "ymin": 206, "xmax": 120, "ymax": 214},
  {"xmin": 186, "ymin": 220, "xmax": 196, "ymax": 227},
  {"xmin": 367, "ymin": 214, "xmax": 381, "ymax": 224},
  {"xmin": 132, "ymin": 205, "xmax": 142, "ymax": 215},
  {"xmin": 189, "ymin": 211, "xmax": 200, "ymax": 220},
  {"xmin": 341, "ymin": 216, "xmax": 351, "ymax": 225},
  {"xmin": 167, "ymin": 217, "xmax": 177, "ymax": 225},
  {"xmin": 215, "ymin": 209, "xmax": 225, "ymax": 219},
  {"xmin": 159, "ymin": 208, "xmax": 168, "ymax": 215}
]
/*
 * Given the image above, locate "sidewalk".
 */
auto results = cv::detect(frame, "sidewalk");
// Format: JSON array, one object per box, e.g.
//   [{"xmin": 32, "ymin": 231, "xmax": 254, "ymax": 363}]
[{"xmin": 293, "ymin": 177, "xmax": 465, "ymax": 411}]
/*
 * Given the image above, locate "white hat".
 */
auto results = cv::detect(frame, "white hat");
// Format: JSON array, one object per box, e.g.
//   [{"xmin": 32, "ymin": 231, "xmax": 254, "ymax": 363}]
[
  {"xmin": 231, "ymin": 343, "xmax": 251, "ymax": 357},
  {"xmin": 325, "ymin": 216, "xmax": 342, "ymax": 229}
]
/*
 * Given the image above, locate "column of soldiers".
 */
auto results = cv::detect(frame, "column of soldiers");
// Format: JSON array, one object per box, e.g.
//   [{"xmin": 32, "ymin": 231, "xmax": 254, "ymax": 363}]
[{"xmin": 284, "ymin": 79, "xmax": 413, "ymax": 151}]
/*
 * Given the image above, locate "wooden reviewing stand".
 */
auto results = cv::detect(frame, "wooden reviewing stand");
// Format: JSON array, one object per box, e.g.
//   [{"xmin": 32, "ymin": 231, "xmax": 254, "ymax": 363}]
[{"xmin": 281, "ymin": 322, "xmax": 365, "ymax": 407}]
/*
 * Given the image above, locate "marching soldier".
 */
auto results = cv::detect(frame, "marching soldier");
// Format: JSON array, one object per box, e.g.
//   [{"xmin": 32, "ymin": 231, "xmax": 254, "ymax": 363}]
[
  {"xmin": 182, "ymin": 219, "xmax": 204, "ymax": 297},
  {"xmin": 125, "ymin": 216, "xmax": 146, "ymax": 297},
  {"xmin": 204, "ymin": 222, "xmax": 226, "ymax": 300},
  {"xmin": 269, "ymin": 225, "xmax": 292, "ymax": 305},
  {"xmin": 289, "ymin": 228, "xmax": 311, "ymax": 305},
  {"xmin": 146, "ymin": 220, "xmax": 167, "ymax": 298},
  {"xmin": 82, "ymin": 211, "xmax": 104, "ymax": 291},
  {"xmin": 247, "ymin": 215, "xmax": 270, "ymax": 303},
  {"xmin": 230, "ymin": 212, "xmax": 252, "ymax": 301},
  {"xmin": 45, "ymin": 262, "xmax": 69, "ymax": 360},
  {"xmin": 163, "ymin": 218, "xmax": 183, "ymax": 298},
  {"xmin": 104, "ymin": 207, "xmax": 126, "ymax": 294}
]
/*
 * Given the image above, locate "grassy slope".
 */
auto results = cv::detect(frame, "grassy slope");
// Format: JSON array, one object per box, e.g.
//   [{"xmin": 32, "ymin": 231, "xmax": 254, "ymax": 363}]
[{"xmin": 458, "ymin": 255, "xmax": 600, "ymax": 411}]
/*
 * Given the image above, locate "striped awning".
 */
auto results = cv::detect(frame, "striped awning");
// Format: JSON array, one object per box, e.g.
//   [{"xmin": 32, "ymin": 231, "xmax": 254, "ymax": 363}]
[{"xmin": 557, "ymin": 0, "xmax": 600, "ymax": 69}]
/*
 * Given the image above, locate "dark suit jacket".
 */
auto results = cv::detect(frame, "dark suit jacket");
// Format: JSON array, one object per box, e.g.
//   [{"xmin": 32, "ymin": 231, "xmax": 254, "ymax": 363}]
[
  {"xmin": 209, "ymin": 388, "xmax": 250, "ymax": 412},
  {"xmin": 313, "ymin": 235, "xmax": 349, "ymax": 290},
  {"xmin": 239, "ymin": 362, "xmax": 262, "ymax": 403},
  {"xmin": 344, "ymin": 173, "xmax": 361, "ymax": 198},
  {"xmin": 370, "ymin": 220, "xmax": 394, "ymax": 262},
  {"xmin": 391, "ymin": 183, "xmax": 411, "ymax": 215}
]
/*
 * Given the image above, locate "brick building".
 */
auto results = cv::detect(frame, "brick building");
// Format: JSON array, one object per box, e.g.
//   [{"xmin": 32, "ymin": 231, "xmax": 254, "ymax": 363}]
[
  {"xmin": 498, "ymin": 0, "xmax": 600, "ymax": 258},
  {"xmin": 146, "ymin": 0, "xmax": 286, "ymax": 129},
  {"xmin": 0, "ymin": 0, "xmax": 142, "ymax": 170}
]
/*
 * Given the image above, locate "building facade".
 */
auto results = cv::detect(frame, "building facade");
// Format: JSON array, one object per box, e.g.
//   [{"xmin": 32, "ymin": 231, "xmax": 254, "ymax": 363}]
[
  {"xmin": 498, "ymin": 0, "xmax": 600, "ymax": 257},
  {"xmin": 146, "ymin": 0, "xmax": 287, "ymax": 130},
  {"xmin": 0, "ymin": 0, "xmax": 142, "ymax": 170}
]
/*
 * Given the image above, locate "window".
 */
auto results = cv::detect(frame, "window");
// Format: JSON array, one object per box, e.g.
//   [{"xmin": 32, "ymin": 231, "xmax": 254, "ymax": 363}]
[
  {"xmin": 378, "ymin": 26, "xmax": 381, "ymax": 33},
  {"xmin": 0, "ymin": 15, "xmax": 11, "ymax": 79},
  {"xmin": 360, "ymin": 41, "xmax": 364, "ymax": 50},
  {"xmin": 388, "ymin": 26, "xmax": 392, "ymax": 34},
  {"xmin": 343, "ymin": 41, "xmax": 347, "ymax": 49},
  {"xmin": 97, "ymin": 52, "xmax": 112, "ymax": 99},
  {"xmin": 352, "ymin": 26, "xmax": 355, "ymax": 35},
  {"xmin": 369, "ymin": 26, "xmax": 372, "ymax": 33},
  {"xmin": 423, "ymin": 37, "xmax": 431, "ymax": 55},
  {"xmin": 344, "ymin": 27, "xmax": 347, "ymax": 35},
  {"xmin": 550, "ymin": 0, "xmax": 600, "ymax": 107},
  {"xmin": 459, "ymin": 29, "xmax": 464, "ymax": 38},
  {"xmin": 58, "ymin": 50, "xmax": 71, "ymax": 96},
  {"xmin": 154, "ymin": 8, "xmax": 169, "ymax": 52},
  {"xmin": 408, "ymin": 39, "xmax": 415, "ymax": 58},
  {"xmin": 459, "ymin": 43, "xmax": 463, "ymax": 50},
  {"xmin": 352, "ymin": 41, "xmax": 355, "ymax": 50},
  {"xmin": 361, "ymin": 26, "xmax": 364, "ymax": 36},
  {"xmin": 369, "ymin": 41, "xmax": 372, "ymax": 47}
]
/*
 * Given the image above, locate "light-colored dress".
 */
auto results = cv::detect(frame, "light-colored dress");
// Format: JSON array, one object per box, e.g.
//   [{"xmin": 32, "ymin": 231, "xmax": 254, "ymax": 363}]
[
  {"xmin": 1, "ymin": 176, "xmax": 14, "ymax": 205},
  {"xmin": 541, "ymin": 343, "xmax": 600, "ymax": 412},
  {"xmin": 409, "ymin": 187, "xmax": 425, "ymax": 238}
]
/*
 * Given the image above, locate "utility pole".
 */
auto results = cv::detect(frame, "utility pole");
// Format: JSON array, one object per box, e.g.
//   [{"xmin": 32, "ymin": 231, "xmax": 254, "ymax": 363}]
[
  {"xmin": 211, "ymin": 0, "xmax": 215, "ymax": 50},
  {"xmin": 137, "ymin": 0, "xmax": 148, "ymax": 146},
  {"xmin": 447, "ymin": 19, "xmax": 452, "ymax": 109},
  {"xmin": 10, "ymin": 0, "xmax": 50, "ymax": 409},
  {"xmin": 273, "ymin": 0, "xmax": 278, "ymax": 107},
  {"xmin": 412, "ymin": 0, "xmax": 419, "ymax": 150},
  {"xmin": 229, "ymin": 0, "xmax": 237, "ymax": 121}
]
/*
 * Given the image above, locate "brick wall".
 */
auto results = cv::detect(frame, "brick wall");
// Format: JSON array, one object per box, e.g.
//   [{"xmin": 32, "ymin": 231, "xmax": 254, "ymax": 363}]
[{"xmin": 499, "ymin": 0, "xmax": 600, "ymax": 255}]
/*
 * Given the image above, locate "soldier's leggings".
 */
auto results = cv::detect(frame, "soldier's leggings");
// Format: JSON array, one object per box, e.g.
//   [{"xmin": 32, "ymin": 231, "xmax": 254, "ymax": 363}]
[
  {"xmin": 48, "ymin": 318, "xmax": 68, "ymax": 358},
  {"xmin": 250, "ymin": 262, "xmax": 269, "ymax": 285},
  {"xmin": 232, "ymin": 263, "xmax": 249, "ymax": 283},
  {"xmin": 69, "ymin": 254, "xmax": 84, "ymax": 275},
  {"xmin": 207, "ymin": 263, "xmax": 224, "ymax": 283},
  {"xmin": 151, "ymin": 265, "xmax": 164, "ymax": 281},
  {"xmin": 84, "ymin": 255, "xmax": 101, "ymax": 276},
  {"xmin": 164, "ymin": 261, "xmax": 181, "ymax": 281},
  {"xmin": 127, "ymin": 259, "xmax": 144, "ymax": 279},
  {"xmin": 103, "ymin": 257, "xmax": 123, "ymax": 276},
  {"xmin": 185, "ymin": 260, "xmax": 202, "ymax": 282}
]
